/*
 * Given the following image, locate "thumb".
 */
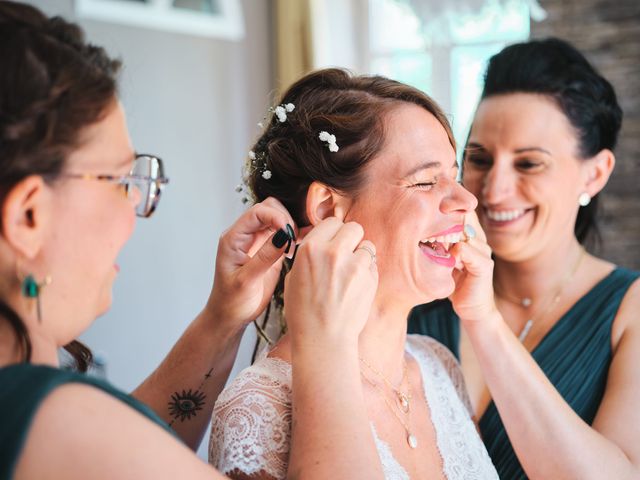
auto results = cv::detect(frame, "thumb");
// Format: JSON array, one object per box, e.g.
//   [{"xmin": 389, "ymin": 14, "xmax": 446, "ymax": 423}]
[{"xmin": 240, "ymin": 228, "xmax": 290, "ymax": 279}]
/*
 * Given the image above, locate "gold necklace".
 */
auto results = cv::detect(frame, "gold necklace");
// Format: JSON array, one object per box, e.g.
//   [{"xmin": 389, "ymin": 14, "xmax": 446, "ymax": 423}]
[
  {"xmin": 359, "ymin": 356, "xmax": 412, "ymax": 413},
  {"xmin": 360, "ymin": 367, "xmax": 419, "ymax": 449},
  {"xmin": 495, "ymin": 247, "xmax": 585, "ymax": 343}
]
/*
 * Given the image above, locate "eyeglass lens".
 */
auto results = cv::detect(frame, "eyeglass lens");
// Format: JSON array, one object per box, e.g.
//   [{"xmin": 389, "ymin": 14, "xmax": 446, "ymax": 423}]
[{"xmin": 130, "ymin": 155, "xmax": 163, "ymax": 217}]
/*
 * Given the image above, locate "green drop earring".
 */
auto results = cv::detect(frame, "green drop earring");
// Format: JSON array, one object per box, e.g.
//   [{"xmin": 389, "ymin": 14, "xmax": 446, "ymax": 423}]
[{"xmin": 21, "ymin": 274, "xmax": 52, "ymax": 323}]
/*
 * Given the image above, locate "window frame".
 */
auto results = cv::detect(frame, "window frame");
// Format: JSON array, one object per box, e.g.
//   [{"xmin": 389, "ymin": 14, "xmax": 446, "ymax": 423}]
[{"xmin": 75, "ymin": 0, "xmax": 244, "ymax": 40}]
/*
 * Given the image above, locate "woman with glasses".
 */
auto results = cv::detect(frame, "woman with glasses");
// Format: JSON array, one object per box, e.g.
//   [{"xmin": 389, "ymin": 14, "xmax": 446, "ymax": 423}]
[{"xmin": 0, "ymin": 3, "xmax": 382, "ymax": 479}]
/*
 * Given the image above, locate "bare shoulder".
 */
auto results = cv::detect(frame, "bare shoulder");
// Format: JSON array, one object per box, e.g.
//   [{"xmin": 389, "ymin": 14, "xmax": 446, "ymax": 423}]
[
  {"xmin": 611, "ymin": 276, "xmax": 640, "ymax": 350},
  {"xmin": 14, "ymin": 382, "xmax": 221, "ymax": 480}
]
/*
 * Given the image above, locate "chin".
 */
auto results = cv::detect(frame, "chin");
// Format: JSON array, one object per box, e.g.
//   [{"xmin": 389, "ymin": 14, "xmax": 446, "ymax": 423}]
[
  {"xmin": 94, "ymin": 292, "xmax": 113, "ymax": 319},
  {"xmin": 418, "ymin": 275, "xmax": 456, "ymax": 303}
]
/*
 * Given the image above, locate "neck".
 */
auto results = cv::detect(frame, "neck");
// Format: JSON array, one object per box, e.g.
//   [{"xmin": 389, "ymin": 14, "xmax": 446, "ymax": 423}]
[
  {"xmin": 357, "ymin": 293, "xmax": 411, "ymax": 384},
  {"xmin": 0, "ymin": 292, "xmax": 60, "ymax": 369},
  {"xmin": 494, "ymin": 236, "xmax": 584, "ymax": 303}
]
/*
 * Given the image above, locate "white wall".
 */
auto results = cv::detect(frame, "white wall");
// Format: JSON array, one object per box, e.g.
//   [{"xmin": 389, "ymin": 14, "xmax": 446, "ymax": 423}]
[{"xmin": 25, "ymin": 0, "xmax": 273, "ymax": 459}]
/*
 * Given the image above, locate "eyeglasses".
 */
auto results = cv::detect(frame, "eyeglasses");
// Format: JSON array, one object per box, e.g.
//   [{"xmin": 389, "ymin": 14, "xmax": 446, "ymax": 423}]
[{"xmin": 62, "ymin": 154, "xmax": 169, "ymax": 218}]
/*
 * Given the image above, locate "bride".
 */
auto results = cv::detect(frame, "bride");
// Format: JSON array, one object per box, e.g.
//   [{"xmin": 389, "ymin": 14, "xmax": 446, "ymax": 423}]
[{"xmin": 209, "ymin": 68, "xmax": 499, "ymax": 479}]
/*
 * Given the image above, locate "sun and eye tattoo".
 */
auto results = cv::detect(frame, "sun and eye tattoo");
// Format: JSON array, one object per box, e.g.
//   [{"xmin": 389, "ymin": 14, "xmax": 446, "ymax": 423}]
[{"xmin": 167, "ymin": 368, "xmax": 213, "ymax": 427}]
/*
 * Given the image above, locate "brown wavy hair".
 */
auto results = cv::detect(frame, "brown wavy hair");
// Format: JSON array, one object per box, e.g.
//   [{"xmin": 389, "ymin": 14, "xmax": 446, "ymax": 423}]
[
  {"xmin": 246, "ymin": 68, "xmax": 454, "ymax": 350},
  {"xmin": 0, "ymin": 1, "xmax": 122, "ymax": 371}
]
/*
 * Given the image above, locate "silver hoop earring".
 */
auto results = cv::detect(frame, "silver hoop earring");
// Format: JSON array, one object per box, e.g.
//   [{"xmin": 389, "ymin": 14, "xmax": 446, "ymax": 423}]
[{"xmin": 578, "ymin": 192, "xmax": 591, "ymax": 207}]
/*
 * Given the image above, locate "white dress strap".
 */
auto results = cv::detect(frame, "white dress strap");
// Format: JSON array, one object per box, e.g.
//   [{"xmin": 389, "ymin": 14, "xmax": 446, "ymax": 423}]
[{"xmin": 406, "ymin": 335, "xmax": 498, "ymax": 479}]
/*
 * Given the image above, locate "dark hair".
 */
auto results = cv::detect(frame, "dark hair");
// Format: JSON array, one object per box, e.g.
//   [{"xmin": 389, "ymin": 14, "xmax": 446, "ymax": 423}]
[
  {"xmin": 476, "ymin": 37, "xmax": 623, "ymax": 247},
  {"xmin": 0, "ymin": 1, "xmax": 122, "ymax": 371},
  {"xmin": 247, "ymin": 68, "xmax": 454, "ymax": 224},
  {"xmin": 246, "ymin": 68, "xmax": 453, "ymax": 352}
]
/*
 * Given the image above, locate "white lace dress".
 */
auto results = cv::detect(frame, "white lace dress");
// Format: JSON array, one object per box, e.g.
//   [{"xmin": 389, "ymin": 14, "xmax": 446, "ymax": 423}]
[{"xmin": 209, "ymin": 335, "xmax": 498, "ymax": 479}]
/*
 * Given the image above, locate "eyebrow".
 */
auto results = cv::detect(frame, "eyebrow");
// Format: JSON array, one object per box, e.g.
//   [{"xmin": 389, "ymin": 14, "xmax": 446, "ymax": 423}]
[
  {"xmin": 403, "ymin": 159, "xmax": 457, "ymax": 178},
  {"xmin": 466, "ymin": 143, "xmax": 551, "ymax": 156},
  {"xmin": 514, "ymin": 147, "xmax": 552, "ymax": 155}
]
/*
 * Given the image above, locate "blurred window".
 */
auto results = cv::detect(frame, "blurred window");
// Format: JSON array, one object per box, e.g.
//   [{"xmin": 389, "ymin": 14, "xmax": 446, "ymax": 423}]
[{"xmin": 367, "ymin": 0, "xmax": 530, "ymax": 151}]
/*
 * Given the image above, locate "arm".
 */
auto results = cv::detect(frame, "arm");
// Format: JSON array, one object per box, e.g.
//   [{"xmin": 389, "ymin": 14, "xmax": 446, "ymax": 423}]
[
  {"xmin": 15, "ymin": 383, "xmax": 227, "ymax": 480},
  {"xmin": 133, "ymin": 198, "xmax": 296, "ymax": 449},
  {"xmin": 450, "ymin": 214, "xmax": 640, "ymax": 479},
  {"xmin": 284, "ymin": 218, "xmax": 384, "ymax": 480},
  {"xmin": 462, "ymin": 283, "xmax": 640, "ymax": 480}
]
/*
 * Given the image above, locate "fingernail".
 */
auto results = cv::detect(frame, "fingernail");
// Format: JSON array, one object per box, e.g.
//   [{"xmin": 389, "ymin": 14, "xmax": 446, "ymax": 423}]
[
  {"xmin": 272, "ymin": 229, "xmax": 289, "ymax": 249},
  {"xmin": 463, "ymin": 224, "xmax": 476, "ymax": 241},
  {"xmin": 285, "ymin": 224, "xmax": 296, "ymax": 241}
]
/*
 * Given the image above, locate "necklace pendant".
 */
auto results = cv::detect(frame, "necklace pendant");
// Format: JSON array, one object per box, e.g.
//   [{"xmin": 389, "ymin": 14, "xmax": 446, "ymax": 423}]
[
  {"xmin": 518, "ymin": 319, "xmax": 533, "ymax": 342},
  {"xmin": 407, "ymin": 433, "xmax": 418, "ymax": 449},
  {"xmin": 521, "ymin": 297, "xmax": 532, "ymax": 308},
  {"xmin": 397, "ymin": 393, "xmax": 410, "ymax": 413}
]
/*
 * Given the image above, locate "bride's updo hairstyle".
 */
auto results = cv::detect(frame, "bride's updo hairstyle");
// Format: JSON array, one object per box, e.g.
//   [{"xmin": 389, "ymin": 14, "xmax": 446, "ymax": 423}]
[
  {"xmin": 246, "ymin": 68, "xmax": 454, "ymax": 226},
  {"xmin": 245, "ymin": 68, "xmax": 453, "ymax": 347}
]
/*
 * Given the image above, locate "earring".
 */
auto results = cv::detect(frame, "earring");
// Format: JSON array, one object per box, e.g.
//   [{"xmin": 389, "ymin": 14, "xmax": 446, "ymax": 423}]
[
  {"xmin": 578, "ymin": 192, "xmax": 591, "ymax": 207},
  {"xmin": 20, "ymin": 272, "xmax": 52, "ymax": 323}
]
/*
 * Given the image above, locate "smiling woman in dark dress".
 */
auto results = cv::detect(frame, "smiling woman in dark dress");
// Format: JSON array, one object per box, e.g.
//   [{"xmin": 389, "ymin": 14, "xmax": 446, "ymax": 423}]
[{"xmin": 409, "ymin": 38, "xmax": 640, "ymax": 479}]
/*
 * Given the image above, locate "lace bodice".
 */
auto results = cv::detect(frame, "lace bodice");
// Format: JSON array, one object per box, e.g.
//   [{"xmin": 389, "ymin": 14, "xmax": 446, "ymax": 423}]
[{"xmin": 209, "ymin": 335, "xmax": 498, "ymax": 479}]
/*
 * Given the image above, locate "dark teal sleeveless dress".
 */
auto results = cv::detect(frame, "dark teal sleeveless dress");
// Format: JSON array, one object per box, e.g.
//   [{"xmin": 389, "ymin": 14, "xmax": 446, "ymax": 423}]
[
  {"xmin": 0, "ymin": 363, "xmax": 175, "ymax": 479},
  {"xmin": 408, "ymin": 267, "xmax": 639, "ymax": 479}
]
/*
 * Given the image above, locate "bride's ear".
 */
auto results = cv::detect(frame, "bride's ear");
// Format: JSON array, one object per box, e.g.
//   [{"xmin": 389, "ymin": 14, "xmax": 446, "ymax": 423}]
[{"xmin": 306, "ymin": 181, "xmax": 352, "ymax": 225}]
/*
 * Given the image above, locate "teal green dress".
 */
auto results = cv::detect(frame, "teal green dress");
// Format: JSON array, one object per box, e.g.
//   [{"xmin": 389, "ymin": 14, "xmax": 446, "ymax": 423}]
[
  {"xmin": 0, "ymin": 363, "xmax": 175, "ymax": 479},
  {"xmin": 408, "ymin": 267, "xmax": 639, "ymax": 479}
]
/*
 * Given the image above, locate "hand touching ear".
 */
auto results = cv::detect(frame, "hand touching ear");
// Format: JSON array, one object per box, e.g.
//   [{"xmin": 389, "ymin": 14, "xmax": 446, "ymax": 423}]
[
  {"xmin": 285, "ymin": 217, "xmax": 378, "ymax": 347},
  {"xmin": 206, "ymin": 197, "xmax": 296, "ymax": 332}
]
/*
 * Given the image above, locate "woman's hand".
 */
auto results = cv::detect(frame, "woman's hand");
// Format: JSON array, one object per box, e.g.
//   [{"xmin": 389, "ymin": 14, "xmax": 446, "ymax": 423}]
[
  {"xmin": 449, "ymin": 211, "xmax": 498, "ymax": 324},
  {"xmin": 205, "ymin": 197, "xmax": 296, "ymax": 333},
  {"xmin": 284, "ymin": 217, "xmax": 378, "ymax": 348}
]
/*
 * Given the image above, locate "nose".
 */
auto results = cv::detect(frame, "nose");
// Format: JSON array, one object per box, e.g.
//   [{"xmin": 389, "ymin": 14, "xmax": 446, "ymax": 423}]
[
  {"xmin": 480, "ymin": 163, "xmax": 517, "ymax": 205},
  {"xmin": 127, "ymin": 182, "xmax": 143, "ymax": 210},
  {"xmin": 441, "ymin": 178, "xmax": 478, "ymax": 215}
]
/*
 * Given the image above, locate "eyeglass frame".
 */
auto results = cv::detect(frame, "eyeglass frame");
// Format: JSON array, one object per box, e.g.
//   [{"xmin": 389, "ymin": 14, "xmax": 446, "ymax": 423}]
[{"xmin": 58, "ymin": 153, "xmax": 169, "ymax": 218}]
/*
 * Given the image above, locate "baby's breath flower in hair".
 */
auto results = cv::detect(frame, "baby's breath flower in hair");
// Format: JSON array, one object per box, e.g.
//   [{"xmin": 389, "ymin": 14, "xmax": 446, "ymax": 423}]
[
  {"xmin": 319, "ymin": 131, "xmax": 339, "ymax": 152},
  {"xmin": 274, "ymin": 105, "xmax": 287, "ymax": 123},
  {"xmin": 271, "ymin": 102, "xmax": 295, "ymax": 123}
]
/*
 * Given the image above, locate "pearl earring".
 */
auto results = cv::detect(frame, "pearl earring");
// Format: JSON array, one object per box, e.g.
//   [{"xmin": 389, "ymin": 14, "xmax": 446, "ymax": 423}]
[{"xmin": 578, "ymin": 192, "xmax": 591, "ymax": 207}]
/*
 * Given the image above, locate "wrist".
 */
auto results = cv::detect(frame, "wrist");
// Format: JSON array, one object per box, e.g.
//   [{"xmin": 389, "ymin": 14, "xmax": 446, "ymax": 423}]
[
  {"xmin": 290, "ymin": 332, "xmax": 358, "ymax": 360},
  {"xmin": 197, "ymin": 304, "xmax": 247, "ymax": 342},
  {"xmin": 459, "ymin": 308, "xmax": 503, "ymax": 336}
]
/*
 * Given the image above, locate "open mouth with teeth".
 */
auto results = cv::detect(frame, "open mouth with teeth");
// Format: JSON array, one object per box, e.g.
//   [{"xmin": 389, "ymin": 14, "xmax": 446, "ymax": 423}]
[
  {"xmin": 484, "ymin": 207, "xmax": 533, "ymax": 224},
  {"xmin": 419, "ymin": 227, "xmax": 463, "ymax": 267}
]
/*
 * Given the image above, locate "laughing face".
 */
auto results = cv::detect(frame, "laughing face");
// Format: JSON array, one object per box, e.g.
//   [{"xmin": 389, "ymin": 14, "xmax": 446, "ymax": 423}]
[
  {"xmin": 463, "ymin": 93, "xmax": 589, "ymax": 262},
  {"xmin": 345, "ymin": 103, "xmax": 477, "ymax": 307}
]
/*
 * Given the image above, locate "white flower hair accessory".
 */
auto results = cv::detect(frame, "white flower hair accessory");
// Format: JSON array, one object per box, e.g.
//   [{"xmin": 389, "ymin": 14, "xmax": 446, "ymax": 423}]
[
  {"xmin": 272, "ymin": 102, "xmax": 295, "ymax": 123},
  {"xmin": 319, "ymin": 131, "xmax": 339, "ymax": 152},
  {"xmin": 237, "ymin": 102, "xmax": 296, "ymax": 203}
]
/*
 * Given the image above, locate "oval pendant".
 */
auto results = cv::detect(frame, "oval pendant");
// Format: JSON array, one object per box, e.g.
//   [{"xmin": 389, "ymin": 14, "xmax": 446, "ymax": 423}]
[{"xmin": 407, "ymin": 434, "xmax": 418, "ymax": 449}]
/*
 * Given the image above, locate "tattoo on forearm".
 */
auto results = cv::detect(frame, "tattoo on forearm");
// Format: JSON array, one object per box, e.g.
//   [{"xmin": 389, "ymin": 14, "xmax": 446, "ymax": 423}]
[{"xmin": 168, "ymin": 368, "xmax": 213, "ymax": 426}]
